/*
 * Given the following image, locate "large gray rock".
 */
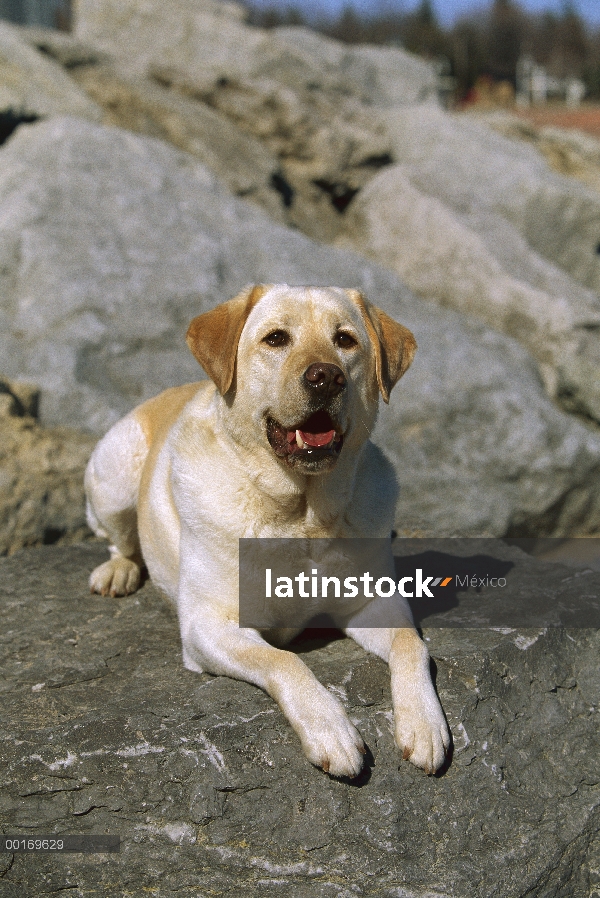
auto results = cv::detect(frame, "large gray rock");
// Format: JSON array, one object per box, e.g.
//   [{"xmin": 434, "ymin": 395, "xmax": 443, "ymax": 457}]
[
  {"xmin": 15, "ymin": 26, "xmax": 287, "ymax": 223},
  {"xmin": 381, "ymin": 105, "xmax": 600, "ymax": 294},
  {"xmin": 71, "ymin": 0, "xmax": 433, "ymax": 243},
  {"xmin": 336, "ymin": 162, "xmax": 600, "ymax": 424},
  {"xmin": 261, "ymin": 26, "xmax": 439, "ymax": 107},
  {"xmin": 73, "ymin": 0, "xmax": 437, "ymax": 106},
  {"xmin": 72, "ymin": 64, "xmax": 287, "ymax": 223},
  {"xmin": 153, "ymin": 64, "xmax": 393, "ymax": 243},
  {"xmin": 477, "ymin": 110, "xmax": 600, "ymax": 196},
  {"xmin": 0, "ymin": 20, "xmax": 101, "ymax": 121},
  {"xmin": 2, "ymin": 117, "xmax": 600, "ymax": 536},
  {"xmin": 0, "ymin": 377, "xmax": 94, "ymax": 556},
  {"xmin": 1, "ymin": 543, "xmax": 598, "ymax": 896}
]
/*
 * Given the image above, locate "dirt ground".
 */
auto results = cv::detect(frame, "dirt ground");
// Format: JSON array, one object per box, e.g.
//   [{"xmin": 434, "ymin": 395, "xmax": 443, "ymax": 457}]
[{"xmin": 513, "ymin": 103, "xmax": 600, "ymax": 139}]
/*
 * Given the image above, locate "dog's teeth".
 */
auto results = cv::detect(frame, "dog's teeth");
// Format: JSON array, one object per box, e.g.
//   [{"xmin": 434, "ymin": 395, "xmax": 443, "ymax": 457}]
[{"xmin": 296, "ymin": 430, "xmax": 306, "ymax": 449}]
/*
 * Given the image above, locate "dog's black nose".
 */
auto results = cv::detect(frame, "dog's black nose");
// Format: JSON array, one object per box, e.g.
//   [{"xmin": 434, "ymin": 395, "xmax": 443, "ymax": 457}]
[{"xmin": 303, "ymin": 363, "xmax": 346, "ymax": 397}]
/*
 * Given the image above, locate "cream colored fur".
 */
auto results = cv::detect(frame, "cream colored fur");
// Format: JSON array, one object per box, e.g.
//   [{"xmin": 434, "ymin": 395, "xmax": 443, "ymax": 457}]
[{"xmin": 85, "ymin": 285, "xmax": 449, "ymax": 777}]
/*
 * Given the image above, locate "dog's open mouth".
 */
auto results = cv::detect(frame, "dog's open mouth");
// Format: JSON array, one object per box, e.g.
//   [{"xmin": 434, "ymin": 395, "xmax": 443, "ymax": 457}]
[{"xmin": 266, "ymin": 410, "xmax": 344, "ymax": 463}]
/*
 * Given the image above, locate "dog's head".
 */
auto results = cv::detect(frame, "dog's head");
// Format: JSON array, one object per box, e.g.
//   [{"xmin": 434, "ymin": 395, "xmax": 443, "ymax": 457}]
[{"xmin": 186, "ymin": 285, "xmax": 416, "ymax": 474}]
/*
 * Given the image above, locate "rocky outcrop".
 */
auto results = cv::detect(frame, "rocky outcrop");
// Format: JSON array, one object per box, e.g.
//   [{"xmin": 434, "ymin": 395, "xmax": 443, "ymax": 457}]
[
  {"xmin": 478, "ymin": 110, "xmax": 600, "ymax": 196},
  {"xmin": 37, "ymin": 12, "xmax": 600, "ymax": 430},
  {"xmin": 73, "ymin": 0, "xmax": 250, "ymax": 80},
  {"xmin": 72, "ymin": 0, "xmax": 437, "ymax": 106},
  {"xmin": 0, "ymin": 20, "xmax": 101, "ymax": 124},
  {"xmin": 380, "ymin": 105, "xmax": 600, "ymax": 295},
  {"xmin": 1, "ymin": 117, "xmax": 600, "ymax": 537},
  {"xmin": 0, "ymin": 378, "xmax": 94, "ymax": 556},
  {"xmin": 151, "ymin": 64, "xmax": 394, "ymax": 243},
  {"xmin": 332, "ymin": 105, "xmax": 600, "ymax": 425},
  {"xmin": 66, "ymin": 0, "xmax": 436, "ymax": 241},
  {"xmin": 68, "ymin": 1, "xmax": 600, "ymax": 291},
  {"xmin": 20, "ymin": 21, "xmax": 419, "ymax": 243},
  {"xmin": 336, "ymin": 161, "xmax": 600, "ymax": 425},
  {"xmin": 1, "ymin": 543, "xmax": 598, "ymax": 896}
]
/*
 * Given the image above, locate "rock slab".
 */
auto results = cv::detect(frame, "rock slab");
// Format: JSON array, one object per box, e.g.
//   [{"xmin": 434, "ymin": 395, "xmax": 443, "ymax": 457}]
[{"xmin": 0, "ymin": 543, "xmax": 599, "ymax": 896}]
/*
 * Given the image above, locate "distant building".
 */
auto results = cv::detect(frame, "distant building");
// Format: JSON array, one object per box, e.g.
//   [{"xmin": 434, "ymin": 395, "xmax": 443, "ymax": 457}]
[
  {"xmin": 433, "ymin": 57, "xmax": 457, "ymax": 109},
  {"xmin": 0, "ymin": 0, "xmax": 69, "ymax": 29},
  {"xmin": 516, "ymin": 55, "xmax": 586, "ymax": 108}
]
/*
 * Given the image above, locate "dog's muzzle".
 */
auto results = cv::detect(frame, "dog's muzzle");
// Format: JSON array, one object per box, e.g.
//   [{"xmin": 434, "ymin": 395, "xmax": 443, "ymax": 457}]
[{"xmin": 265, "ymin": 363, "xmax": 347, "ymax": 468}]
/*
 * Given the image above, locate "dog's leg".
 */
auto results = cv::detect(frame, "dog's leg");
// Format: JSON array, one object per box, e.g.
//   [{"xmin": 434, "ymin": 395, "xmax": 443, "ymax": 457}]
[
  {"xmin": 180, "ymin": 609, "xmax": 366, "ymax": 778},
  {"xmin": 85, "ymin": 414, "xmax": 147, "ymax": 597},
  {"xmin": 345, "ymin": 623, "xmax": 450, "ymax": 774}
]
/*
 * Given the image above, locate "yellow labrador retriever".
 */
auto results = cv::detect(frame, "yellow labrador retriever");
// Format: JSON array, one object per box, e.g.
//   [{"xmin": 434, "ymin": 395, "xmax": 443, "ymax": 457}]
[{"xmin": 85, "ymin": 285, "xmax": 450, "ymax": 777}]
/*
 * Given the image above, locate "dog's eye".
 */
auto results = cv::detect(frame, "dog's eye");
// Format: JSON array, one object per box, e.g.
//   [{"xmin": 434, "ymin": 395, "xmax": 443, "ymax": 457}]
[
  {"xmin": 334, "ymin": 332, "xmax": 357, "ymax": 349},
  {"xmin": 263, "ymin": 330, "xmax": 290, "ymax": 348}
]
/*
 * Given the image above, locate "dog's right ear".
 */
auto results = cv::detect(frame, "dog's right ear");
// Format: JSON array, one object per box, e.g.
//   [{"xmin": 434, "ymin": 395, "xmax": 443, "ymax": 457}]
[{"xmin": 186, "ymin": 285, "xmax": 269, "ymax": 395}]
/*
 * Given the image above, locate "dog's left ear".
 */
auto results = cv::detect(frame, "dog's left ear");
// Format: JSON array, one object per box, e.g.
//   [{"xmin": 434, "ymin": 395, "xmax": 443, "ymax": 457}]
[
  {"xmin": 186, "ymin": 285, "xmax": 270, "ymax": 395},
  {"xmin": 347, "ymin": 289, "xmax": 417, "ymax": 403}
]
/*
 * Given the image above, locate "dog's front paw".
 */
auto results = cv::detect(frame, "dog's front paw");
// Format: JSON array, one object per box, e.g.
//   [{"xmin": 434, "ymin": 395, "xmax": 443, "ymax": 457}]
[
  {"xmin": 89, "ymin": 557, "xmax": 141, "ymax": 597},
  {"xmin": 287, "ymin": 685, "xmax": 366, "ymax": 778},
  {"xmin": 394, "ymin": 696, "xmax": 450, "ymax": 775}
]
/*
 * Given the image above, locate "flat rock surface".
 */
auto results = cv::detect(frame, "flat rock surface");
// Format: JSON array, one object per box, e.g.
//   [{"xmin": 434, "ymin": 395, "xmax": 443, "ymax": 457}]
[{"xmin": 1, "ymin": 544, "xmax": 599, "ymax": 897}]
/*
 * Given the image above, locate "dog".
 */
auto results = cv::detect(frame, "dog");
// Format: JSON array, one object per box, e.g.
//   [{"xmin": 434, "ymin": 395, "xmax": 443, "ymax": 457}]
[{"xmin": 85, "ymin": 284, "xmax": 450, "ymax": 777}]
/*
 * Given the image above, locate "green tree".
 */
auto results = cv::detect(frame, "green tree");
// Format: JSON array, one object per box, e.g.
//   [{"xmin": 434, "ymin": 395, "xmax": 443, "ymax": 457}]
[
  {"xmin": 558, "ymin": 1, "xmax": 588, "ymax": 77},
  {"xmin": 486, "ymin": 0, "xmax": 523, "ymax": 84},
  {"xmin": 401, "ymin": 0, "xmax": 447, "ymax": 58}
]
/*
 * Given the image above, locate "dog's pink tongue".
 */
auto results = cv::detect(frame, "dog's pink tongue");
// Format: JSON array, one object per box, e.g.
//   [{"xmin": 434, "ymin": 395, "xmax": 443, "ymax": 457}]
[{"xmin": 298, "ymin": 429, "xmax": 336, "ymax": 447}]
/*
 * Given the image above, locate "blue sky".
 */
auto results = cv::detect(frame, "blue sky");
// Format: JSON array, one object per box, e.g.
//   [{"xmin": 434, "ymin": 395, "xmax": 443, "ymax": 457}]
[
  {"xmin": 425, "ymin": 0, "xmax": 600, "ymax": 26},
  {"xmin": 250, "ymin": 0, "xmax": 600, "ymax": 28}
]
